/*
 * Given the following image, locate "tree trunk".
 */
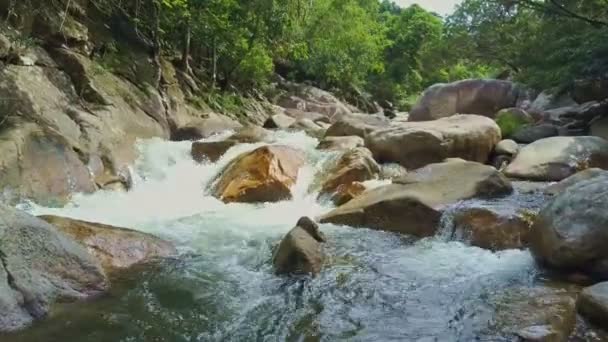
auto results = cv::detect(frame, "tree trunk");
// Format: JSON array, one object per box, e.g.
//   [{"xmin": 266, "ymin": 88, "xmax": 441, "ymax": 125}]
[
  {"xmin": 181, "ymin": 22, "xmax": 193, "ymax": 75},
  {"xmin": 150, "ymin": 0, "xmax": 162, "ymax": 88}
]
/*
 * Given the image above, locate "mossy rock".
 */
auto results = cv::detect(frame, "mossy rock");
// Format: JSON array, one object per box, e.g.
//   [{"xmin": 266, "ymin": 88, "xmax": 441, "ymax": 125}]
[{"xmin": 495, "ymin": 108, "xmax": 534, "ymax": 138}]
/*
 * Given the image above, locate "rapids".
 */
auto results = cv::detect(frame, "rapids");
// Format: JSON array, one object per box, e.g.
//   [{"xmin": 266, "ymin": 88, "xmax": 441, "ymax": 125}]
[{"xmin": 4, "ymin": 131, "xmax": 587, "ymax": 341}]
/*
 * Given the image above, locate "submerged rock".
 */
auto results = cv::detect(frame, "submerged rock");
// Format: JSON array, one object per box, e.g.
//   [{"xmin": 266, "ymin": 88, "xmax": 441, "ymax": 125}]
[
  {"xmin": 530, "ymin": 173, "xmax": 608, "ymax": 279},
  {"xmin": 577, "ymin": 282, "xmax": 608, "ymax": 327},
  {"xmin": 504, "ymin": 136, "xmax": 608, "ymax": 181},
  {"xmin": 366, "ymin": 115, "xmax": 501, "ymax": 169},
  {"xmin": 0, "ymin": 204, "xmax": 107, "ymax": 332},
  {"xmin": 320, "ymin": 160, "xmax": 512, "ymax": 237},
  {"xmin": 273, "ymin": 217, "xmax": 326, "ymax": 276},
  {"xmin": 39, "ymin": 216, "xmax": 176, "ymax": 273},
  {"xmin": 316, "ymin": 136, "xmax": 364, "ymax": 151},
  {"xmin": 191, "ymin": 140, "xmax": 237, "ymax": 163},
  {"xmin": 213, "ymin": 145, "xmax": 306, "ymax": 203}
]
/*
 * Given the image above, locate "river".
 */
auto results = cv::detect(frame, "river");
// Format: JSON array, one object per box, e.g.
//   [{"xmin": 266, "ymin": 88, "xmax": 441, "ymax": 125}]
[{"xmin": 4, "ymin": 131, "xmax": 605, "ymax": 341}]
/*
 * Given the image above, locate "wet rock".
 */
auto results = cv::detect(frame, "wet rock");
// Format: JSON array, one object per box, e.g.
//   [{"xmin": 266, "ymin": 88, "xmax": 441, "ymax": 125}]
[
  {"xmin": 516, "ymin": 325, "xmax": 561, "ymax": 342},
  {"xmin": 544, "ymin": 168, "xmax": 607, "ymax": 196},
  {"xmin": 291, "ymin": 118, "xmax": 326, "ymax": 138},
  {"xmin": 409, "ymin": 79, "xmax": 528, "ymax": 121},
  {"xmin": 319, "ymin": 147, "xmax": 379, "ymax": 196},
  {"xmin": 320, "ymin": 160, "xmax": 512, "ymax": 237},
  {"xmin": 577, "ymin": 282, "xmax": 608, "ymax": 327},
  {"xmin": 316, "ymin": 136, "xmax": 364, "ymax": 151},
  {"xmin": 0, "ymin": 204, "xmax": 107, "ymax": 332},
  {"xmin": 325, "ymin": 113, "xmax": 390, "ymax": 138},
  {"xmin": 530, "ymin": 173, "xmax": 608, "ymax": 279},
  {"xmin": 191, "ymin": 140, "xmax": 237, "ymax": 163},
  {"xmin": 512, "ymin": 124, "xmax": 559, "ymax": 144},
  {"xmin": 273, "ymin": 217, "xmax": 326, "ymax": 276},
  {"xmin": 495, "ymin": 108, "xmax": 535, "ymax": 138},
  {"xmin": 330, "ymin": 182, "xmax": 367, "ymax": 206},
  {"xmin": 590, "ymin": 115, "xmax": 608, "ymax": 141},
  {"xmin": 39, "ymin": 216, "xmax": 176, "ymax": 273},
  {"xmin": 379, "ymin": 163, "xmax": 409, "ymax": 180},
  {"xmin": 263, "ymin": 113, "xmax": 296, "ymax": 129},
  {"xmin": 213, "ymin": 145, "xmax": 306, "ymax": 203},
  {"xmin": 504, "ymin": 136, "xmax": 608, "ymax": 181},
  {"xmin": 495, "ymin": 139, "xmax": 519, "ymax": 156},
  {"xmin": 229, "ymin": 125, "xmax": 273, "ymax": 143},
  {"xmin": 171, "ymin": 115, "xmax": 242, "ymax": 141},
  {"xmin": 366, "ymin": 115, "xmax": 501, "ymax": 169},
  {"xmin": 452, "ymin": 207, "xmax": 532, "ymax": 251}
]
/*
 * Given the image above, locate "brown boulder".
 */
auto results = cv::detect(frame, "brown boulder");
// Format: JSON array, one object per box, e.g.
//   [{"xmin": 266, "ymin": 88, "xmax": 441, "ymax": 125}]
[
  {"xmin": 410, "ymin": 79, "xmax": 528, "ymax": 121},
  {"xmin": 320, "ymin": 161, "xmax": 512, "ymax": 237},
  {"xmin": 365, "ymin": 115, "xmax": 501, "ymax": 169},
  {"xmin": 213, "ymin": 145, "xmax": 306, "ymax": 203},
  {"xmin": 330, "ymin": 182, "xmax": 367, "ymax": 206},
  {"xmin": 452, "ymin": 207, "xmax": 532, "ymax": 251},
  {"xmin": 316, "ymin": 136, "xmax": 365, "ymax": 151},
  {"xmin": 273, "ymin": 217, "xmax": 326, "ymax": 276},
  {"xmin": 319, "ymin": 147, "xmax": 379, "ymax": 196},
  {"xmin": 39, "ymin": 215, "xmax": 176, "ymax": 273},
  {"xmin": 191, "ymin": 140, "xmax": 237, "ymax": 163}
]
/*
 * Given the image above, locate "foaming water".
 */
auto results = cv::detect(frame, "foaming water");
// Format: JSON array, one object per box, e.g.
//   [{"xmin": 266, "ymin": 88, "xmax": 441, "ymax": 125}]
[{"xmin": 10, "ymin": 131, "xmax": 548, "ymax": 341}]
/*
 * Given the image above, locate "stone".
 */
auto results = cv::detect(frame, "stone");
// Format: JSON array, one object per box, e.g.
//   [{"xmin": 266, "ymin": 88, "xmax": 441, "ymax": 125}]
[
  {"xmin": 495, "ymin": 139, "xmax": 519, "ymax": 156},
  {"xmin": 529, "ymin": 173, "xmax": 608, "ymax": 279},
  {"xmin": 512, "ymin": 124, "xmax": 559, "ymax": 144},
  {"xmin": 452, "ymin": 207, "xmax": 532, "ymax": 251},
  {"xmin": 229, "ymin": 125, "xmax": 273, "ymax": 143},
  {"xmin": 330, "ymin": 182, "xmax": 367, "ymax": 206},
  {"xmin": 409, "ymin": 79, "xmax": 529, "ymax": 121},
  {"xmin": 283, "ymin": 108, "xmax": 330, "ymax": 124},
  {"xmin": 544, "ymin": 168, "xmax": 608, "ymax": 196},
  {"xmin": 504, "ymin": 136, "xmax": 608, "ymax": 181},
  {"xmin": 292, "ymin": 118, "xmax": 326, "ymax": 137},
  {"xmin": 319, "ymin": 147, "xmax": 379, "ymax": 196},
  {"xmin": 316, "ymin": 136, "xmax": 365, "ymax": 151},
  {"xmin": 495, "ymin": 108, "xmax": 535, "ymax": 138},
  {"xmin": 171, "ymin": 115, "xmax": 242, "ymax": 141},
  {"xmin": 491, "ymin": 154, "xmax": 512, "ymax": 171},
  {"xmin": 577, "ymin": 282, "xmax": 608, "ymax": 327},
  {"xmin": 191, "ymin": 140, "xmax": 237, "ymax": 163},
  {"xmin": 263, "ymin": 113, "xmax": 297, "ymax": 129},
  {"xmin": 0, "ymin": 204, "xmax": 107, "ymax": 332},
  {"xmin": 39, "ymin": 216, "xmax": 176, "ymax": 273},
  {"xmin": 273, "ymin": 217, "xmax": 326, "ymax": 276},
  {"xmin": 516, "ymin": 325, "xmax": 561, "ymax": 342},
  {"xmin": 320, "ymin": 160, "xmax": 512, "ymax": 237},
  {"xmin": 325, "ymin": 113, "xmax": 390, "ymax": 138},
  {"xmin": 379, "ymin": 163, "xmax": 409, "ymax": 180},
  {"xmin": 590, "ymin": 115, "xmax": 608, "ymax": 141},
  {"xmin": 366, "ymin": 114, "xmax": 501, "ymax": 169},
  {"xmin": 213, "ymin": 145, "xmax": 306, "ymax": 203},
  {"xmin": 572, "ymin": 77, "xmax": 608, "ymax": 103}
]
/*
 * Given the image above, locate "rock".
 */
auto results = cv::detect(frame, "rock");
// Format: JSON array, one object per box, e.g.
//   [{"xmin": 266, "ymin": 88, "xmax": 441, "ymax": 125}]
[
  {"xmin": 191, "ymin": 140, "xmax": 237, "ymax": 163},
  {"xmin": 273, "ymin": 217, "xmax": 325, "ymax": 276},
  {"xmin": 0, "ymin": 33, "xmax": 11, "ymax": 58},
  {"xmin": 530, "ymin": 173, "xmax": 608, "ymax": 279},
  {"xmin": 283, "ymin": 108, "xmax": 330, "ymax": 124},
  {"xmin": 452, "ymin": 207, "xmax": 532, "ymax": 251},
  {"xmin": 495, "ymin": 139, "xmax": 519, "ymax": 156},
  {"xmin": 171, "ymin": 115, "xmax": 242, "ymax": 141},
  {"xmin": 577, "ymin": 282, "xmax": 608, "ymax": 327},
  {"xmin": 572, "ymin": 77, "xmax": 608, "ymax": 103},
  {"xmin": 263, "ymin": 113, "xmax": 297, "ymax": 129},
  {"xmin": 316, "ymin": 136, "xmax": 365, "ymax": 151},
  {"xmin": 292, "ymin": 118, "xmax": 325, "ymax": 137},
  {"xmin": 39, "ymin": 216, "xmax": 176, "ymax": 273},
  {"xmin": 528, "ymin": 91, "xmax": 577, "ymax": 116},
  {"xmin": 320, "ymin": 160, "xmax": 512, "ymax": 237},
  {"xmin": 590, "ymin": 115, "xmax": 608, "ymax": 140},
  {"xmin": 319, "ymin": 147, "xmax": 379, "ymax": 196},
  {"xmin": 495, "ymin": 108, "xmax": 535, "ymax": 138},
  {"xmin": 229, "ymin": 125, "xmax": 273, "ymax": 143},
  {"xmin": 379, "ymin": 163, "xmax": 409, "ymax": 180},
  {"xmin": 366, "ymin": 114, "xmax": 501, "ymax": 169},
  {"xmin": 516, "ymin": 325, "xmax": 561, "ymax": 341},
  {"xmin": 276, "ymin": 83, "xmax": 354, "ymax": 120},
  {"xmin": 325, "ymin": 113, "xmax": 390, "ymax": 138},
  {"xmin": 330, "ymin": 182, "xmax": 367, "ymax": 206},
  {"xmin": 0, "ymin": 204, "xmax": 107, "ymax": 332},
  {"xmin": 504, "ymin": 136, "xmax": 608, "ymax": 181},
  {"xmin": 213, "ymin": 145, "xmax": 306, "ymax": 203},
  {"xmin": 409, "ymin": 79, "xmax": 529, "ymax": 121},
  {"xmin": 491, "ymin": 154, "xmax": 512, "ymax": 171},
  {"xmin": 544, "ymin": 168, "xmax": 607, "ymax": 196},
  {"xmin": 512, "ymin": 124, "xmax": 559, "ymax": 144}
]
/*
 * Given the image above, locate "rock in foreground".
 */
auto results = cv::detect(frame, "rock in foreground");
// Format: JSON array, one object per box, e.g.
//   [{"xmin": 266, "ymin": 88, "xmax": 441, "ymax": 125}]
[
  {"xmin": 39, "ymin": 215, "xmax": 176, "ymax": 273},
  {"xmin": 505, "ymin": 136, "xmax": 608, "ymax": 181},
  {"xmin": 320, "ymin": 161, "xmax": 512, "ymax": 237},
  {"xmin": 213, "ymin": 145, "xmax": 306, "ymax": 203},
  {"xmin": 273, "ymin": 217, "xmax": 326, "ymax": 276},
  {"xmin": 366, "ymin": 115, "xmax": 501, "ymax": 169},
  {"xmin": 0, "ymin": 205, "xmax": 107, "ymax": 332},
  {"xmin": 577, "ymin": 282, "xmax": 608, "ymax": 327}
]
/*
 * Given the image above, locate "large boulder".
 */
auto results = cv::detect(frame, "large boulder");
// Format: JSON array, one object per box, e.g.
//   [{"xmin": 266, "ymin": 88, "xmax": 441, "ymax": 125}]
[
  {"xmin": 276, "ymin": 83, "xmax": 354, "ymax": 121},
  {"xmin": 365, "ymin": 115, "xmax": 501, "ymax": 169},
  {"xmin": 319, "ymin": 161, "xmax": 512, "ymax": 237},
  {"xmin": 544, "ymin": 168, "xmax": 608, "ymax": 196},
  {"xmin": 39, "ymin": 216, "xmax": 176, "ymax": 273},
  {"xmin": 577, "ymin": 282, "xmax": 608, "ymax": 327},
  {"xmin": 409, "ymin": 79, "xmax": 529, "ymax": 121},
  {"xmin": 0, "ymin": 204, "xmax": 108, "ymax": 332},
  {"xmin": 273, "ymin": 217, "xmax": 326, "ymax": 276},
  {"xmin": 504, "ymin": 136, "xmax": 608, "ymax": 181},
  {"xmin": 171, "ymin": 115, "xmax": 242, "ymax": 141},
  {"xmin": 213, "ymin": 145, "xmax": 306, "ymax": 203},
  {"xmin": 529, "ymin": 173, "xmax": 608, "ymax": 279},
  {"xmin": 316, "ymin": 136, "xmax": 365, "ymax": 151},
  {"xmin": 325, "ymin": 113, "xmax": 390, "ymax": 138},
  {"xmin": 263, "ymin": 113, "xmax": 297, "ymax": 130},
  {"xmin": 319, "ymin": 147, "xmax": 379, "ymax": 196},
  {"xmin": 494, "ymin": 108, "xmax": 535, "ymax": 138},
  {"xmin": 330, "ymin": 182, "xmax": 367, "ymax": 206},
  {"xmin": 511, "ymin": 123, "xmax": 559, "ymax": 144},
  {"xmin": 495, "ymin": 139, "xmax": 519, "ymax": 156},
  {"xmin": 191, "ymin": 140, "xmax": 237, "ymax": 163}
]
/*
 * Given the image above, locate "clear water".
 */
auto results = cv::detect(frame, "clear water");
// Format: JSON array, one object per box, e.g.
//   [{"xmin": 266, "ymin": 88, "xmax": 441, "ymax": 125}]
[{"xmin": 3, "ymin": 131, "xmax": 582, "ymax": 341}]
